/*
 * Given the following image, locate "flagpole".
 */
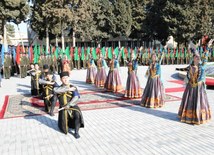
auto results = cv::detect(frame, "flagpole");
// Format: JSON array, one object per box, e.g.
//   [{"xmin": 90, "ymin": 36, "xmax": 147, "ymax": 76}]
[{"xmin": 17, "ymin": 24, "xmax": 25, "ymax": 53}]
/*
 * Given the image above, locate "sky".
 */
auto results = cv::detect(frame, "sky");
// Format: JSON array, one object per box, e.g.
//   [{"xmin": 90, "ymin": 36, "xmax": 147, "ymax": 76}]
[{"xmin": 10, "ymin": 22, "xmax": 28, "ymax": 33}]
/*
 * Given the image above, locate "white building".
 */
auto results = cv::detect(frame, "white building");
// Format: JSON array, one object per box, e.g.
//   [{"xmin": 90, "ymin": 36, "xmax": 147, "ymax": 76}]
[{"xmin": 10, "ymin": 32, "xmax": 29, "ymax": 46}]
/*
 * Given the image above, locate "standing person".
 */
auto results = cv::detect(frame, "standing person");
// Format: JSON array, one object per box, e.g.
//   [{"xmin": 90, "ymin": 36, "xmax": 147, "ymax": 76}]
[
  {"xmin": 185, "ymin": 49, "xmax": 190, "ymax": 64},
  {"xmin": 166, "ymin": 49, "xmax": 170, "ymax": 65},
  {"xmin": 31, "ymin": 63, "xmax": 41, "ymax": 96},
  {"xmin": 170, "ymin": 49, "xmax": 175, "ymax": 65},
  {"xmin": 74, "ymin": 47, "xmax": 80, "ymax": 70},
  {"xmin": 20, "ymin": 53, "xmax": 25, "ymax": 78},
  {"xmin": 140, "ymin": 52, "xmax": 165, "ymax": 108},
  {"xmin": 57, "ymin": 55, "xmax": 62, "ymax": 74},
  {"xmin": 69, "ymin": 46, "xmax": 74, "ymax": 70},
  {"xmin": 3, "ymin": 53, "xmax": 12, "ymax": 79},
  {"xmin": 86, "ymin": 54, "xmax": 97, "ymax": 84},
  {"xmin": 54, "ymin": 72, "xmax": 84, "ymax": 138},
  {"xmin": 22, "ymin": 53, "xmax": 29, "ymax": 78},
  {"xmin": 178, "ymin": 51, "xmax": 211, "ymax": 124},
  {"xmin": 124, "ymin": 52, "xmax": 142, "ymax": 98},
  {"xmin": 180, "ymin": 48, "xmax": 185, "ymax": 64},
  {"xmin": 27, "ymin": 63, "xmax": 35, "ymax": 95},
  {"xmin": 52, "ymin": 53, "xmax": 58, "ymax": 74},
  {"xmin": 104, "ymin": 54, "xmax": 123, "ymax": 92},
  {"xmin": 95, "ymin": 53, "xmax": 108, "ymax": 88},
  {"xmin": 177, "ymin": 49, "xmax": 181, "ymax": 64},
  {"xmin": 81, "ymin": 47, "xmax": 87, "ymax": 69},
  {"xmin": 39, "ymin": 54, "xmax": 45, "ymax": 72},
  {"xmin": 39, "ymin": 71, "xmax": 58, "ymax": 116},
  {"xmin": 39, "ymin": 64, "xmax": 54, "ymax": 97}
]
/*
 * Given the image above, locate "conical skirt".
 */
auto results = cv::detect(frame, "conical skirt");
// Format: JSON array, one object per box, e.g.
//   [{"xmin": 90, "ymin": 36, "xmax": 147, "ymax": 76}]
[
  {"xmin": 124, "ymin": 71, "xmax": 142, "ymax": 98},
  {"xmin": 141, "ymin": 76, "xmax": 165, "ymax": 108},
  {"xmin": 178, "ymin": 82, "xmax": 211, "ymax": 124},
  {"xmin": 104, "ymin": 69, "xmax": 123, "ymax": 92},
  {"xmin": 95, "ymin": 67, "xmax": 107, "ymax": 87},
  {"xmin": 86, "ymin": 67, "xmax": 97, "ymax": 84}
]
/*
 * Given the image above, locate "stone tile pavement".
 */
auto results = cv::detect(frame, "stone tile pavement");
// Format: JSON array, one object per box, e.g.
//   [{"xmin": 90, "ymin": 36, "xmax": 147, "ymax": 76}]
[{"xmin": 0, "ymin": 65, "xmax": 214, "ymax": 155}]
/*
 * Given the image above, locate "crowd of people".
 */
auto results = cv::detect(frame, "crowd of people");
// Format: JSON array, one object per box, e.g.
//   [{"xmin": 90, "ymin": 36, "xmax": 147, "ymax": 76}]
[
  {"xmin": 0, "ymin": 44, "xmax": 212, "ymax": 138},
  {"xmin": 0, "ymin": 45, "xmax": 214, "ymax": 81}
]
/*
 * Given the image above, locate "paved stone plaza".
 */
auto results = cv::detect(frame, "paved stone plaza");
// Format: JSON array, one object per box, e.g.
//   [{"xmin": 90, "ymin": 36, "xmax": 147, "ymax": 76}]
[{"xmin": 0, "ymin": 65, "xmax": 214, "ymax": 155}]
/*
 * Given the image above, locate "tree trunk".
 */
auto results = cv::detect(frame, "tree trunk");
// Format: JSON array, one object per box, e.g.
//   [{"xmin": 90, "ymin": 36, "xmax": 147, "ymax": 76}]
[
  {"xmin": 55, "ymin": 36, "xmax": 58, "ymax": 47},
  {"xmin": 73, "ymin": 30, "xmax": 76, "ymax": 47},
  {"xmin": 46, "ymin": 27, "xmax": 49, "ymax": 54},
  {"xmin": 62, "ymin": 29, "xmax": 65, "ymax": 52},
  {"xmin": 3, "ymin": 22, "xmax": 7, "ymax": 46}
]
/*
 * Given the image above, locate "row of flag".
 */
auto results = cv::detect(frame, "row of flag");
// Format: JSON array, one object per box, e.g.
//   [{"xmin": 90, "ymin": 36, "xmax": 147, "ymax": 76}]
[{"xmin": 1, "ymin": 44, "xmax": 214, "ymax": 65}]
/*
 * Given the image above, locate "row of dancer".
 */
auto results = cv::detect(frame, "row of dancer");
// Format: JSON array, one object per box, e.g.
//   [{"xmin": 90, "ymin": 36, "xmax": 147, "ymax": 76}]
[
  {"xmin": 86, "ymin": 52, "xmax": 165, "ymax": 107},
  {"xmin": 86, "ymin": 50, "xmax": 211, "ymax": 125}
]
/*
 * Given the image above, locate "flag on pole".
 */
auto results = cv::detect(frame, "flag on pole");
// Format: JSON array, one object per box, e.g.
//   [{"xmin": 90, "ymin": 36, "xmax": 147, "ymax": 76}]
[
  {"xmin": 74, "ymin": 47, "xmax": 79, "ymax": 61},
  {"xmin": 65, "ymin": 46, "xmax": 71, "ymax": 60},
  {"xmin": 92, "ymin": 47, "xmax": 97, "ymax": 59},
  {"xmin": 54, "ymin": 46, "xmax": 59, "ymax": 60},
  {"xmin": 200, "ymin": 47, "xmax": 203, "ymax": 56},
  {"xmin": 128, "ymin": 47, "xmax": 131, "ymax": 59},
  {"xmin": 121, "ymin": 47, "xmax": 125, "ymax": 59},
  {"xmin": 33, "ymin": 45, "xmax": 39, "ymax": 63},
  {"xmin": 108, "ymin": 47, "xmax": 112, "ymax": 59},
  {"xmin": 16, "ymin": 45, "xmax": 21, "ymax": 65},
  {"xmin": 114, "ymin": 47, "xmax": 119, "ymax": 58},
  {"xmin": 1, "ymin": 44, "xmax": 4, "ymax": 65},
  {"xmin": 156, "ymin": 47, "xmax": 159, "ymax": 53},
  {"xmin": 12, "ymin": 46, "xmax": 16, "ymax": 64},
  {"xmin": 29, "ymin": 45, "xmax": 34, "ymax": 63},
  {"xmin": 101, "ymin": 47, "xmax": 105, "ymax": 57}
]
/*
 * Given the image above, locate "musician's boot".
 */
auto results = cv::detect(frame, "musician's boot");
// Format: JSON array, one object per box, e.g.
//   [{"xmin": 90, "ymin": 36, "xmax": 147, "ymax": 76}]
[
  {"xmin": 49, "ymin": 95, "xmax": 57, "ymax": 116},
  {"xmin": 74, "ymin": 116, "xmax": 80, "ymax": 139},
  {"xmin": 74, "ymin": 129, "xmax": 80, "ymax": 139}
]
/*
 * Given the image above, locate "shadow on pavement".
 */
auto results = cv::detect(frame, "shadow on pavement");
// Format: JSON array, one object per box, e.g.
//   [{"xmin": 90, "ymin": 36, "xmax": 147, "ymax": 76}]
[
  {"xmin": 94, "ymin": 90, "xmax": 179, "ymax": 122},
  {"xmin": 16, "ymin": 88, "xmax": 30, "ymax": 94},
  {"xmin": 70, "ymin": 80, "xmax": 97, "ymax": 89},
  {"xmin": 123, "ymin": 105, "xmax": 180, "ymax": 122},
  {"xmin": 17, "ymin": 83, "xmax": 31, "ymax": 88}
]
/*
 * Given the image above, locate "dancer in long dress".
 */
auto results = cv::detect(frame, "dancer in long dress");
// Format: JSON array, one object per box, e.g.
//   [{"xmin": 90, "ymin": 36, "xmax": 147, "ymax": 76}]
[
  {"xmin": 140, "ymin": 52, "xmax": 165, "ymax": 108},
  {"xmin": 104, "ymin": 54, "xmax": 123, "ymax": 92},
  {"xmin": 178, "ymin": 50, "xmax": 211, "ymax": 124},
  {"xmin": 124, "ymin": 52, "xmax": 142, "ymax": 98},
  {"xmin": 95, "ymin": 53, "xmax": 108, "ymax": 88},
  {"xmin": 86, "ymin": 54, "xmax": 97, "ymax": 84}
]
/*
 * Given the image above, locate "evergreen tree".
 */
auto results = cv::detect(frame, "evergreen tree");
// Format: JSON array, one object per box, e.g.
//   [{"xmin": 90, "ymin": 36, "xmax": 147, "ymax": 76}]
[
  {"xmin": 130, "ymin": 0, "xmax": 148, "ymax": 39},
  {"xmin": 193, "ymin": 0, "xmax": 214, "ymax": 40},
  {"xmin": 31, "ymin": 0, "xmax": 74, "ymax": 40},
  {"xmin": 6, "ymin": 24, "xmax": 15, "ymax": 45},
  {"xmin": 0, "ymin": 0, "xmax": 30, "ymax": 36},
  {"xmin": 75, "ymin": 0, "xmax": 109, "ymax": 41},
  {"xmin": 109, "ymin": 0, "xmax": 132, "ymax": 37},
  {"xmin": 143, "ymin": 0, "xmax": 169, "ymax": 44},
  {"xmin": 163, "ymin": 0, "xmax": 197, "ymax": 46}
]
